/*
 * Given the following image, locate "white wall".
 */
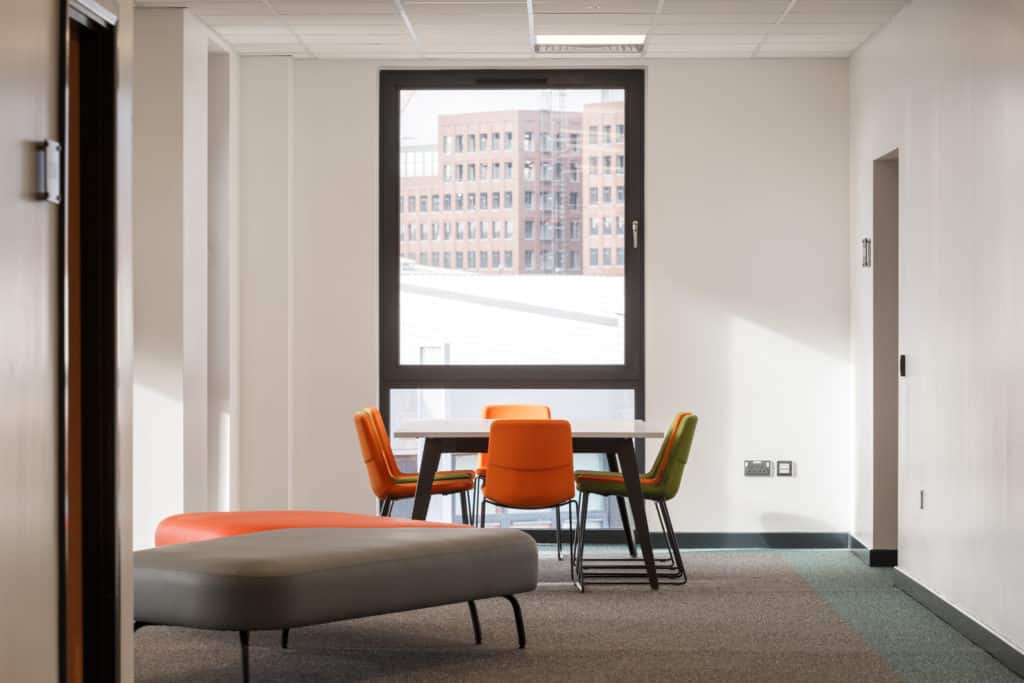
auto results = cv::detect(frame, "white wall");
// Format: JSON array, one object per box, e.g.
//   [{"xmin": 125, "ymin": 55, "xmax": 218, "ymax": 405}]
[
  {"xmin": 134, "ymin": 8, "xmax": 237, "ymax": 548},
  {"xmin": 236, "ymin": 58, "xmax": 852, "ymax": 531},
  {"xmin": 850, "ymin": 0, "xmax": 1024, "ymax": 651}
]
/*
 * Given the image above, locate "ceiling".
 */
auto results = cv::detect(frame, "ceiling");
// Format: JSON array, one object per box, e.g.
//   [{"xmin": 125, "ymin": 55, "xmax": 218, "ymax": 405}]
[{"xmin": 135, "ymin": 0, "xmax": 910, "ymax": 60}]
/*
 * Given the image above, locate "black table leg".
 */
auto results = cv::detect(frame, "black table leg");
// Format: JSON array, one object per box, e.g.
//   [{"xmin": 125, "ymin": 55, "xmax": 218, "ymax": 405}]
[
  {"xmin": 606, "ymin": 452, "xmax": 637, "ymax": 558},
  {"xmin": 412, "ymin": 438, "xmax": 442, "ymax": 520},
  {"xmin": 615, "ymin": 439, "xmax": 659, "ymax": 589}
]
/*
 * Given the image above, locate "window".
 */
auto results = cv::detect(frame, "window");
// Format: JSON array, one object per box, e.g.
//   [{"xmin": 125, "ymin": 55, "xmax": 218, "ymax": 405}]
[
  {"xmin": 455, "ymin": 135, "xmax": 463, "ymax": 152},
  {"xmin": 407, "ymin": 224, "xmax": 414, "ymax": 240},
  {"xmin": 588, "ymin": 125, "xmax": 598, "ymax": 144},
  {"xmin": 444, "ymin": 252, "xmax": 452, "ymax": 268},
  {"xmin": 523, "ymin": 161, "xmax": 534, "ymax": 180},
  {"xmin": 480, "ymin": 163, "xmax": 488, "ymax": 180},
  {"xmin": 467, "ymin": 164, "xmax": 476, "ymax": 181},
  {"xmin": 616, "ymin": 155, "xmax": 625, "ymax": 175},
  {"xmin": 616, "ymin": 247, "xmax": 625, "ymax": 266},
  {"xmin": 382, "ymin": 69, "xmax": 643, "ymax": 528},
  {"xmin": 523, "ymin": 131, "xmax": 534, "ymax": 151},
  {"xmin": 420, "ymin": 253, "xmax": 427, "ymax": 265},
  {"xmin": 589, "ymin": 157, "xmax": 598, "ymax": 175},
  {"xmin": 492, "ymin": 192, "xmax": 501, "ymax": 209},
  {"xmin": 492, "ymin": 221, "xmax": 501, "ymax": 238},
  {"xmin": 467, "ymin": 193, "xmax": 476, "ymax": 210},
  {"xmin": 603, "ymin": 156, "xmax": 612, "ymax": 175},
  {"xmin": 443, "ymin": 164, "xmax": 452, "ymax": 181},
  {"xmin": 603, "ymin": 125, "xmax": 611, "ymax": 143},
  {"xmin": 420, "ymin": 223, "xmax": 427, "ymax": 239},
  {"xmin": 493, "ymin": 132, "xmax": 501, "ymax": 149},
  {"xmin": 467, "ymin": 134, "xmax": 476, "ymax": 152},
  {"xmin": 603, "ymin": 248, "xmax": 611, "ymax": 265},
  {"xmin": 468, "ymin": 222, "xmax": 476, "ymax": 238},
  {"xmin": 603, "ymin": 186, "xmax": 612, "ymax": 204},
  {"xmin": 480, "ymin": 193, "xmax": 488, "ymax": 209},
  {"xmin": 455, "ymin": 164, "xmax": 464, "ymax": 181},
  {"xmin": 479, "ymin": 133, "xmax": 488, "ymax": 151},
  {"xmin": 617, "ymin": 186, "xmax": 624, "ymax": 203},
  {"xmin": 616, "ymin": 124, "xmax": 624, "ymax": 143},
  {"xmin": 616, "ymin": 216, "xmax": 625, "ymax": 234},
  {"xmin": 444, "ymin": 194, "xmax": 452, "ymax": 210},
  {"xmin": 419, "ymin": 195, "xmax": 428, "ymax": 211},
  {"xmin": 456, "ymin": 222, "xmax": 465, "ymax": 239},
  {"xmin": 603, "ymin": 216, "xmax": 612, "ymax": 234},
  {"xmin": 408, "ymin": 195, "xmax": 416, "ymax": 212},
  {"xmin": 443, "ymin": 222, "xmax": 451, "ymax": 239},
  {"xmin": 540, "ymin": 191, "xmax": 552, "ymax": 210},
  {"xmin": 443, "ymin": 136, "xmax": 452, "ymax": 153},
  {"xmin": 541, "ymin": 162, "xmax": 552, "ymax": 180},
  {"xmin": 589, "ymin": 218, "xmax": 599, "ymax": 235},
  {"xmin": 589, "ymin": 188, "xmax": 598, "ymax": 205},
  {"xmin": 431, "ymin": 194, "xmax": 440, "ymax": 211}
]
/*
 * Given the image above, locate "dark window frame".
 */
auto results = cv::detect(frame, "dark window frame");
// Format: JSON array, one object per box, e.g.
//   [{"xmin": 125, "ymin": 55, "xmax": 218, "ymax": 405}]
[{"xmin": 378, "ymin": 69, "xmax": 646, "ymax": 427}]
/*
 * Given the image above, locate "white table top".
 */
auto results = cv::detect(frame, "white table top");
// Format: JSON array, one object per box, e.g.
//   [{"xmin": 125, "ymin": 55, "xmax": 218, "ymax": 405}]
[{"xmin": 393, "ymin": 418, "xmax": 665, "ymax": 439}]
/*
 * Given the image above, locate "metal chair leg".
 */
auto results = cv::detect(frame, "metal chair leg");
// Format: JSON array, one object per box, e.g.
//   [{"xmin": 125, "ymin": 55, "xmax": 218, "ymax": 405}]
[
  {"xmin": 281, "ymin": 627, "xmax": 290, "ymax": 649},
  {"xmin": 478, "ymin": 498, "xmax": 487, "ymax": 528},
  {"xmin": 555, "ymin": 504, "xmax": 563, "ymax": 560},
  {"xmin": 503, "ymin": 595, "xmax": 526, "ymax": 649},
  {"xmin": 459, "ymin": 490, "xmax": 471, "ymax": 525},
  {"xmin": 467, "ymin": 601, "xmax": 482, "ymax": 644},
  {"xmin": 239, "ymin": 630, "xmax": 250, "ymax": 683},
  {"xmin": 575, "ymin": 492, "xmax": 590, "ymax": 592},
  {"xmin": 659, "ymin": 499, "xmax": 687, "ymax": 583}
]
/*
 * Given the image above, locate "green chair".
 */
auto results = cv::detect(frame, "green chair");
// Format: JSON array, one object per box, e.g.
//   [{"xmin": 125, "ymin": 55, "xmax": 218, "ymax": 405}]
[{"xmin": 572, "ymin": 412, "xmax": 698, "ymax": 591}]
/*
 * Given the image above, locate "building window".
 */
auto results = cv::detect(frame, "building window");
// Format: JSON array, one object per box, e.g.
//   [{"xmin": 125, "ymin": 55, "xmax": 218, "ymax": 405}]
[
  {"xmin": 456, "ymin": 165, "xmax": 464, "ymax": 181},
  {"xmin": 616, "ymin": 216, "xmax": 625, "ymax": 234},
  {"xmin": 541, "ymin": 250, "xmax": 553, "ymax": 270},
  {"xmin": 419, "ymin": 253, "xmax": 427, "ymax": 265},
  {"xmin": 456, "ymin": 252, "xmax": 464, "ymax": 268},
  {"xmin": 480, "ymin": 251, "xmax": 488, "ymax": 268},
  {"xmin": 455, "ymin": 193, "xmax": 464, "ymax": 210},
  {"xmin": 456, "ymin": 222, "xmax": 465, "ymax": 239},
  {"xmin": 419, "ymin": 195, "xmax": 428, "ymax": 212},
  {"xmin": 408, "ymin": 195, "xmax": 416, "ymax": 212},
  {"xmin": 468, "ymin": 222, "xmax": 476, "ymax": 238},
  {"xmin": 589, "ymin": 157, "xmax": 598, "ymax": 175},
  {"xmin": 523, "ymin": 131, "xmax": 534, "ymax": 152},
  {"xmin": 568, "ymin": 162, "xmax": 579, "ymax": 181},
  {"xmin": 555, "ymin": 251, "xmax": 565, "ymax": 269},
  {"xmin": 524, "ymin": 250, "xmax": 534, "ymax": 269},
  {"xmin": 603, "ymin": 125, "xmax": 611, "ymax": 143},
  {"xmin": 616, "ymin": 124, "xmax": 624, "ymax": 143},
  {"xmin": 568, "ymin": 250, "xmax": 576, "ymax": 270},
  {"xmin": 524, "ymin": 220, "xmax": 534, "ymax": 239},
  {"xmin": 492, "ymin": 221, "xmax": 501, "ymax": 238},
  {"xmin": 420, "ymin": 223, "xmax": 427, "ymax": 239},
  {"xmin": 616, "ymin": 247, "xmax": 624, "ymax": 265},
  {"xmin": 431, "ymin": 252, "xmax": 440, "ymax": 266},
  {"xmin": 524, "ymin": 191, "xmax": 534, "ymax": 209},
  {"xmin": 602, "ymin": 156, "xmax": 611, "ymax": 175},
  {"xmin": 569, "ymin": 133, "xmax": 580, "ymax": 151},
  {"xmin": 493, "ymin": 162, "xmax": 501, "ymax": 178},
  {"xmin": 616, "ymin": 155, "xmax": 625, "ymax": 175},
  {"xmin": 407, "ymin": 224, "xmax": 414, "ymax": 240},
  {"xmin": 443, "ymin": 164, "xmax": 452, "ymax": 181},
  {"xmin": 480, "ymin": 193, "xmax": 488, "ymax": 209},
  {"xmin": 504, "ymin": 131, "xmax": 513, "ymax": 149},
  {"xmin": 468, "ymin": 193, "xmax": 476, "ymax": 210},
  {"xmin": 540, "ymin": 222, "xmax": 553, "ymax": 240},
  {"xmin": 603, "ymin": 186, "xmax": 612, "ymax": 204},
  {"xmin": 444, "ymin": 194, "xmax": 452, "ymax": 210},
  {"xmin": 540, "ymin": 191, "xmax": 552, "ymax": 210},
  {"xmin": 467, "ymin": 164, "xmax": 476, "ymax": 181},
  {"xmin": 589, "ymin": 217, "xmax": 599, "ymax": 235},
  {"xmin": 431, "ymin": 194, "xmax": 440, "ymax": 211},
  {"xmin": 617, "ymin": 186, "xmax": 624, "ymax": 203},
  {"xmin": 589, "ymin": 188, "xmax": 598, "ymax": 205},
  {"xmin": 468, "ymin": 251, "xmax": 476, "ymax": 268},
  {"xmin": 504, "ymin": 250, "xmax": 513, "ymax": 268},
  {"xmin": 444, "ymin": 252, "xmax": 452, "ymax": 268},
  {"xmin": 492, "ymin": 250, "xmax": 501, "ymax": 268},
  {"xmin": 570, "ymin": 221, "xmax": 580, "ymax": 239},
  {"xmin": 467, "ymin": 134, "xmax": 476, "ymax": 152},
  {"xmin": 479, "ymin": 133, "xmax": 488, "ymax": 151},
  {"xmin": 480, "ymin": 163, "xmax": 488, "ymax": 180},
  {"xmin": 523, "ymin": 161, "xmax": 535, "ymax": 180},
  {"xmin": 505, "ymin": 221, "xmax": 513, "ymax": 238},
  {"xmin": 603, "ymin": 248, "xmax": 611, "ymax": 265},
  {"xmin": 505, "ymin": 162, "xmax": 513, "ymax": 179},
  {"xmin": 492, "ymin": 192, "xmax": 501, "ymax": 209},
  {"xmin": 541, "ymin": 162, "xmax": 553, "ymax": 180},
  {"xmin": 443, "ymin": 222, "xmax": 451, "ymax": 239},
  {"xmin": 443, "ymin": 136, "xmax": 452, "ymax": 154},
  {"xmin": 603, "ymin": 217, "xmax": 612, "ymax": 234},
  {"xmin": 588, "ymin": 126, "xmax": 598, "ymax": 144},
  {"xmin": 569, "ymin": 192, "xmax": 579, "ymax": 209},
  {"xmin": 455, "ymin": 135, "xmax": 463, "ymax": 152}
]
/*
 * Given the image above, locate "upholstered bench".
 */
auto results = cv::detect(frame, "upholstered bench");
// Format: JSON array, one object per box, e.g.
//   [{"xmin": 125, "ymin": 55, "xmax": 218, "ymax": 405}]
[
  {"xmin": 135, "ymin": 526, "xmax": 538, "ymax": 682},
  {"xmin": 154, "ymin": 509, "xmax": 464, "ymax": 546}
]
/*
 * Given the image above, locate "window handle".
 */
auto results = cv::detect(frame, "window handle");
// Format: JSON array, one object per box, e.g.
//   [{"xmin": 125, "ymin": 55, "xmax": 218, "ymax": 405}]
[{"xmin": 631, "ymin": 220, "xmax": 639, "ymax": 248}]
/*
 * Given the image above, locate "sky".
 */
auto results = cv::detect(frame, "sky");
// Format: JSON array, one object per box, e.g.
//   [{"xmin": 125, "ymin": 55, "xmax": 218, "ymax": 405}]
[{"xmin": 400, "ymin": 88, "xmax": 625, "ymax": 146}]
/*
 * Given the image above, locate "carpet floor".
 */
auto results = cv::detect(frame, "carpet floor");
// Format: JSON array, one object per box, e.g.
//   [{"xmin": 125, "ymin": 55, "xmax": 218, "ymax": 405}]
[{"xmin": 134, "ymin": 548, "xmax": 1020, "ymax": 682}]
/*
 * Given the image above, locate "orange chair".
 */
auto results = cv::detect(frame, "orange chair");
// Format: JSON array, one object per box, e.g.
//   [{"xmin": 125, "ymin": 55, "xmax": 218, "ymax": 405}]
[
  {"xmin": 354, "ymin": 409, "xmax": 476, "ymax": 523},
  {"xmin": 474, "ymin": 404, "xmax": 551, "ymax": 528},
  {"xmin": 479, "ymin": 419, "xmax": 577, "ymax": 569}
]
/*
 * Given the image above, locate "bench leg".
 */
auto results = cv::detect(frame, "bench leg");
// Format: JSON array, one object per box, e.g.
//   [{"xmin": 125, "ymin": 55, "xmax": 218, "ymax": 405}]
[
  {"xmin": 281, "ymin": 628, "xmax": 289, "ymax": 649},
  {"xmin": 503, "ymin": 595, "xmax": 526, "ymax": 649},
  {"xmin": 467, "ymin": 601, "xmax": 482, "ymax": 644},
  {"xmin": 239, "ymin": 630, "xmax": 250, "ymax": 683}
]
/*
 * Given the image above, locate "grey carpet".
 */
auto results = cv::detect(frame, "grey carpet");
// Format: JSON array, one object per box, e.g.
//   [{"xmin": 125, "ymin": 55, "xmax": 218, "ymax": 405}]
[{"xmin": 134, "ymin": 549, "xmax": 1020, "ymax": 682}]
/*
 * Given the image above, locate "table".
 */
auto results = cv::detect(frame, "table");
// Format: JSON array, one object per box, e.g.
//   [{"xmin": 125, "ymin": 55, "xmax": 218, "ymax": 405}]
[{"xmin": 393, "ymin": 419, "xmax": 665, "ymax": 589}]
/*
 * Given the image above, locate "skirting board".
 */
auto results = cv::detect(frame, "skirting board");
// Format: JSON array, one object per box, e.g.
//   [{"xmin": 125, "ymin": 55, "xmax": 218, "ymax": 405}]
[
  {"xmin": 526, "ymin": 529, "xmax": 849, "ymax": 549},
  {"xmin": 848, "ymin": 535, "xmax": 898, "ymax": 567},
  {"xmin": 894, "ymin": 569, "xmax": 1024, "ymax": 679}
]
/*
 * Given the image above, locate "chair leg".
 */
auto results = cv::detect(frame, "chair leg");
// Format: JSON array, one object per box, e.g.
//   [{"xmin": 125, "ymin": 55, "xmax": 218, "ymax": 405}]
[
  {"xmin": 555, "ymin": 504, "xmax": 563, "ymax": 561},
  {"xmin": 467, "ymin": 601, "xmax": 482, "ymax": 644},
  {"xmin": 459, "ymin": 490, "xmax": 471, "ymax": 525},
  {"xmin": 380, "ymin": 497, "xmax": 393, "ymax": 517},
  {"xmin": 478, "ymin": 498, "xmax": 486, "ymax": 528},
  {"xmin": 658, "ymin": 499, "xmax": 686, "ymax": 583},
  {"xmin": 503, "ymin": 595, "xmax": 526, "ymax": 649},
  {"xmin": 567, "ymin": 498, "xmax": 577, "ymax": 579},
  {"xmin": 239, "ymin": 630, "xmax": 250, "ymax": 683},
  {"xmin": 281, "ymin": 628, "xmax": 290, "ymax": 649},
  {"xmin": 575, "ymin": 492, "xmax": 590, "ymax": 592}
]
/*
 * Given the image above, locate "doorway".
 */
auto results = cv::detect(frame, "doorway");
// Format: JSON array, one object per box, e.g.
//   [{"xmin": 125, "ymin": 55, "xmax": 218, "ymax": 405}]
[
  {"xmin": 870, "ymin": 149, "xmax": 899, "ymax": 566},
  {"xmin": 62, "ymin": 2, "xmax": 120, "ymax": 681}
]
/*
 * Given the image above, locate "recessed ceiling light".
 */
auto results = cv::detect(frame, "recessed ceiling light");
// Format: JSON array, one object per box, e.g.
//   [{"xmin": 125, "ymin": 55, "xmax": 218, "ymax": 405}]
[{"xmin": 534, "ymin": 34, "xmax": 646, "ymax": 54}]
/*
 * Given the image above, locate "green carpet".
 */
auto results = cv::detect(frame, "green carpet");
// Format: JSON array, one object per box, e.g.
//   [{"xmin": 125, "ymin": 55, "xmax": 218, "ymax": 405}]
[{"xmin": 134, "ymin": 549, "xmax": 1020, "ymax": 682}]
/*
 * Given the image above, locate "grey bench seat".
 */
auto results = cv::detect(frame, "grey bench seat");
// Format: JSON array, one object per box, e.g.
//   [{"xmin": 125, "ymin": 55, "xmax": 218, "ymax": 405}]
[{"xmin": 135, "ymin": 527, "xmax": 538, "ymax": 681}]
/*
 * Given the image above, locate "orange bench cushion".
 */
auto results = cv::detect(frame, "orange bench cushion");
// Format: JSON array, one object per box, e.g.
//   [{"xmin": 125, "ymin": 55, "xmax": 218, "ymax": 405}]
[{"xmin": 155, "ymin": 510, "xmax": 465, "ymax": 547}]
